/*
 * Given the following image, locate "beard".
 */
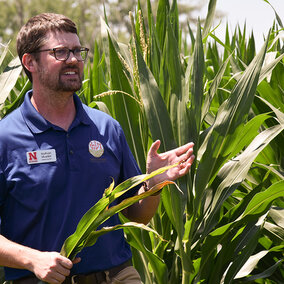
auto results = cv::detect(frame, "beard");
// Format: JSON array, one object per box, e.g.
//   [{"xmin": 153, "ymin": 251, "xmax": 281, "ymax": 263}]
[{"xmin": 38, "ymin": 65, "xmax": 83, "ymax": 93}]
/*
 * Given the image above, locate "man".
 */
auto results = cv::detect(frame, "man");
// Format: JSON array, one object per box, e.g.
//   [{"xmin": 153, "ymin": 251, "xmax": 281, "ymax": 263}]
[{"xmin": 0, "ymin": 13, "xmax": 195, "ymax": 284}]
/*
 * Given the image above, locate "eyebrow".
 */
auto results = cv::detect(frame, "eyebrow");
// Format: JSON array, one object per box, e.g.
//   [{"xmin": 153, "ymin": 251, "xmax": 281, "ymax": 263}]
[{"xmin": 50, "ymin": 45, "xmax": 83, "ymax": 49}]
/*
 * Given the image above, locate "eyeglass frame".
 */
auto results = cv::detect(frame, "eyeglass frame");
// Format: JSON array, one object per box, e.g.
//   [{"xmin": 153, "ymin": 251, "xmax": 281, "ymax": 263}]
[{"xmin": 31, "ymin": 47, "xmax": 89, "ymax": 62}]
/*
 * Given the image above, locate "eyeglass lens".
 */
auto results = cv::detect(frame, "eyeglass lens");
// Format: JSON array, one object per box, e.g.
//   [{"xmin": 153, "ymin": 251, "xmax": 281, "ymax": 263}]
[{"xmin": 54, "ymin": 48, "xmax": 88, "ymax": 61}]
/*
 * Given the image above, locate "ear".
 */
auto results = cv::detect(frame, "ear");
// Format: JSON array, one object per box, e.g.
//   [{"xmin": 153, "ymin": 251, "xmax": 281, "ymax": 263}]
[{"xmin": 22, "ymin": 53, "xmax": 37, "ymax": 73}]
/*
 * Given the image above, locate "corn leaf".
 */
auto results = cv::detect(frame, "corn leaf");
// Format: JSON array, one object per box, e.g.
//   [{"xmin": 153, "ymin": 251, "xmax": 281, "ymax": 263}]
[
  {"xmin": 60, "ymin": 163, "xmax": 178, "ymax": 259},
  {"xmin": 242, "ymin": 259, "xmax": 283, "ymax": 282},
  {"xmin": 135, "ymin": 34, "xmax": 176, "ymax": 153},
  {"xmin": 199, "ymin": 180, "xmax": 284, "ymax": 282},
  {"xmin": 207, "ymin": 219, "xmax": 263, "ymax": 284},
  {"xmin": 263, "ymin": 222, "xmax": 284, "ymax": 241},
  {"xmin": 201, "ymin": 54, "xmax": 232, "ymax": 122},
  {"xmin": 201, "ymin": 124, "xmax": 284, "ymax": 237},
  {"xmin": 187, "ymin": 21, "xmax": 204, "ymax": 148},
  {"xmin": 62, "ymin": 180, "xmax": 174, "ymax": 260},
  {"xmin": 203, "ymin": 0, "xmax": 217, "ymax": 39},
  {"xmin": 268, "ymin": 207, "xmax": 284, "ymax": 228},
  {"xmin": 223, "ymin": 228, "xmax": 263, "ymax": 284},
  {"xmin": 0, "ymin": 42, "xmax": 10, "ymax": 67},
  {"xmin": 240, "ymin": 180, "xmax": 284, "ymax": 221},
  {"xmin": 120, "ymin": 213, "xmax": 168, "ymax": 284},
  {"xmin": 107, "ymin": 34, "xmax": 146, "ymax": 171},
  {"xmin": 194, "ymin": 37, "xmax": 268, "ymax": 204},
  {"xmin": 84, "ymin": 222, "xmax": 165, "ymax": 250},
  {"xmin": 156, "ymin": 0, "xmax": 169, "ymax": 49},
  {"xmin": 0, "ymin": 57, "xmax": 22, "ymax": 108}
]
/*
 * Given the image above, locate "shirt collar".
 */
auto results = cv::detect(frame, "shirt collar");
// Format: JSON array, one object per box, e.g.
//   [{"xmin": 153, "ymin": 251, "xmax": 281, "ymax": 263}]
[{"xmin": 21, "ymin": 90, "xmax": 91, "ymax": 134}]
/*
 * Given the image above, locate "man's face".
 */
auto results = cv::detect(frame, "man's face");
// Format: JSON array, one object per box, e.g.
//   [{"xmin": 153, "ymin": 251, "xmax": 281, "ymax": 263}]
[{"xmin": 34, "ymin": 31, "xmax": 84, "ymax": 93}]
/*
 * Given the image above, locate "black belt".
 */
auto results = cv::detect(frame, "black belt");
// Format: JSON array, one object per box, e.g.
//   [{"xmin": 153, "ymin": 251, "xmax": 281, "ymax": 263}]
[{"xmin": 12, "ymin": 260, "xmax": 132, "ymax": 284}]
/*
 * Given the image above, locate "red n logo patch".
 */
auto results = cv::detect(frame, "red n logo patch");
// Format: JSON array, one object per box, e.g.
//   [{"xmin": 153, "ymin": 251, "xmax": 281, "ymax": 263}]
[{"xmin": 28, "ymin": 151, "xmax": 37, "ymax": 162}]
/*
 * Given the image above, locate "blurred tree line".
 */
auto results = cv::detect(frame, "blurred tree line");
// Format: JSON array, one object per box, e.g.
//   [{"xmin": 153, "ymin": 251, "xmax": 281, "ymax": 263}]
[{"xmin": 0, "ymin": 0, "xmax": 206, "ymax": 59}]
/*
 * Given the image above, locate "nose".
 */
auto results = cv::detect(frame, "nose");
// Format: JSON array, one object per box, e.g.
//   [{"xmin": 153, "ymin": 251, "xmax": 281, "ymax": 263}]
[{"xmin": 66, "ymin": 51, "xmax": 78, "ymax": 63}]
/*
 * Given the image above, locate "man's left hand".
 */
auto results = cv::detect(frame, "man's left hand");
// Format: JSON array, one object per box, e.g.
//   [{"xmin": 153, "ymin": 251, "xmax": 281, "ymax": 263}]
[{"xmin": 146, "ymin": 140, "xmax": 195, "ymax": 188}]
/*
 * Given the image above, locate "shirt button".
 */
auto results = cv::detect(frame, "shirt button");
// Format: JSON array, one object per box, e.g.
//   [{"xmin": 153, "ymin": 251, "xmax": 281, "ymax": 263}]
[
  {"xmin": 66, "ymin": 133, "xmax": 70, "ymax": 138},
  {"xmin": 69, "ymin": 150, "xmax": 74, "ymax": 155}
]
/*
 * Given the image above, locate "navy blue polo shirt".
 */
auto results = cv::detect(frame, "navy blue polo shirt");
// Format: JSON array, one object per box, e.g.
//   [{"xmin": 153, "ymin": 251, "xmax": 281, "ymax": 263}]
[{"xmin": 0, "ymin": 91, "xmax": 141, "ymax": 280}]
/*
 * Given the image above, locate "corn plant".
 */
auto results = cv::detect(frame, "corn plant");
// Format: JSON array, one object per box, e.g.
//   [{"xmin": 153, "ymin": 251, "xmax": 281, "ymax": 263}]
[
  {"xmin": 60, "ymin": 164, "xmax": 179, "ymax": 260},
  {"xmin": 81, "ymin": 0, "xmax": 284, "ymax": 283}
]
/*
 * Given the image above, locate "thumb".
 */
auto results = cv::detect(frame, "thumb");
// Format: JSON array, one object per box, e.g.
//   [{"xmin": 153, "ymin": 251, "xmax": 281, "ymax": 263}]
[{"xmin": 148, "ymin": 140, "xmax": 161, "ymax": 157}]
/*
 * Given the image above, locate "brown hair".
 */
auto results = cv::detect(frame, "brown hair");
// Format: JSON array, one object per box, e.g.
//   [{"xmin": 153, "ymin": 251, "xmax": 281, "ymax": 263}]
[{"xmin": 16, "ymin": 13, "xmax": 78, "ymax": 81}]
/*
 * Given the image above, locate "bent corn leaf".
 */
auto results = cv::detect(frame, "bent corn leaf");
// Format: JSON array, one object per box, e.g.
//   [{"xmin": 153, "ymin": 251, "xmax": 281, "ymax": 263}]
[
  {"xmin": 84, "ymin": 221, "xmax": 165, "ymax": 249},
  {"xmin": 61, "ymin": 163, "xmax": 178, "ymax": 259}
]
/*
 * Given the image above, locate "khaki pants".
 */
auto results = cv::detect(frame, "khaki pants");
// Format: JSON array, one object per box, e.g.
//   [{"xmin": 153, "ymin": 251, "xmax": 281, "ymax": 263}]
[{"xmin": 103, "ymin": 266, "xmax": 142, "ymax": 284}]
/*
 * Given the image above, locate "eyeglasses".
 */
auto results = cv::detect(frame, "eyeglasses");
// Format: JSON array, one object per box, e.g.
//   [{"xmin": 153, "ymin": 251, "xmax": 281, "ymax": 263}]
[{"xmin": 32, "ymin": 47, "xmax": 89, "ymax": 62}]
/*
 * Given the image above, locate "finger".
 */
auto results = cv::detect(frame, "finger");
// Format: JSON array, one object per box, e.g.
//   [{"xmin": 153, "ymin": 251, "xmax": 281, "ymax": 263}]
[
  {"xmin": 40, "ymin": 272, "xmax": 64, "ymax": 284},
  {"xmin": 72, "ymin": 257, "xmax": 81, "ymax": 264},
  {"xmin": 185, "ymin": 155, "xmax": 195, "ymax": 167},
  {"xmin": 52, "ymin": 261, "xmax": 72, "ymax": 283},
  {"xmin": 57, "ymin": 256, "xmax": 73, "ymax": 270},
  {"xmin": 56, "ymin": 264, "xmax": 71, "ymax": 277},
  {"xmin": 179, "ymin": 155, "xmax": 195, "ymax": 175},
  {"xmin": 187, "ymin": 154, "xmax": 195, "ymax": 164},
  {"xmin": 148, "ymin": 140, "xmax": 161, "ymax": 156},
  {"xmin": 48, "ymin": 274, "xmax": 65, "ymax": 284},
  {"xmin": 174, "ymin": 142, "xmax": 194, "ymax": 156},
  {"xmin": 179, "ymin": 153, "xmax": 195, "ymax": 167},
  {"xmin": 179, "ymin": 148, "xmax": 194, "ymax": 164}
]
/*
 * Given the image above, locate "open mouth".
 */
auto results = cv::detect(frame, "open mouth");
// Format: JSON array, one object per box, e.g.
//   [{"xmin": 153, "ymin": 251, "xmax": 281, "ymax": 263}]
[
  {"xmin": 64, "ymin": 71, "xmax": 76, "ymax": 75},
  {"xmin": 62, "ymin": 70, "xmax": 79, "ymax": 79}
]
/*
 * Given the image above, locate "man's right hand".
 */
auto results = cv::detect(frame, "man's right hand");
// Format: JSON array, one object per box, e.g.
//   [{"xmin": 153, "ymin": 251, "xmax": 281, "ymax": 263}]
[
  {"xmin": 0, "ymin": 235, "xmax": 80, "ymax": 284},
  {"xmin": 30, "ymin": 251, "xmax": 81, "ymax": 284}
]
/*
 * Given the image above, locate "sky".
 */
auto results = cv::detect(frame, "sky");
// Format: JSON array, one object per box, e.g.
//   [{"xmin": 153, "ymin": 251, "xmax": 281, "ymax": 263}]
[{"xmin": 199, "ymin": 0, "xmax": 284, "ymax": 50}]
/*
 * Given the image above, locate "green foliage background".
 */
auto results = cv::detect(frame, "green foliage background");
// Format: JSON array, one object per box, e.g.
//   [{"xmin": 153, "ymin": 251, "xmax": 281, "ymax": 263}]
[
  {"xmin": 0, "ymin": 0, "xmax": 284, "ymax": 283},
  {"xmin": 0, "ymin": 0, "xmax": 205, "ymax": 63}
]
